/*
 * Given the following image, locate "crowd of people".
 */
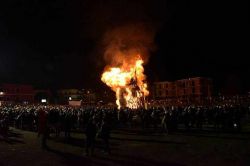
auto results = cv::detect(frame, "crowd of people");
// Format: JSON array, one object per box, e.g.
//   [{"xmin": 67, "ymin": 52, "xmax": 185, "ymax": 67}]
[
  {"xmin": 0, "ymin": 102, "xmax": 249, "ymax": 155},
  {"xmin": 0, "ymin": 104, "xmax": 115, "ymax": 155}
]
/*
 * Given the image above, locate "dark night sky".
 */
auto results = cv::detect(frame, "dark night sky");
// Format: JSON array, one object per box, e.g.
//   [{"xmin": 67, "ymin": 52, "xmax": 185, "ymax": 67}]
[{"xmin": 0, "ymin": 0, "xmax": 249, "ymax": 93}]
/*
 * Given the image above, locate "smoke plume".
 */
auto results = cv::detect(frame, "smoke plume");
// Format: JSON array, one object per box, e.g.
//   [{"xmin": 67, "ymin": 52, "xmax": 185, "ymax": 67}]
[{"xmin": 102, "ymin": 23, "xmax": 156, "ymax": 67}]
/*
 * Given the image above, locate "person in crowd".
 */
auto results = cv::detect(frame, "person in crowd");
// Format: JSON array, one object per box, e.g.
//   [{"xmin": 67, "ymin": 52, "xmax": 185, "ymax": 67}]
[
  {"xmin": 0, "ymin": 112, "xmax": 9, "ymax": 139},
  {"xmin": 63, "ymin": 112, "xmax": 72, "ymax": 141},
  {"xmin": 161, "ymin": 109, "xmax": 168, "ymax": 134},
  {"xmin": 85, "ymin": 118, "xmax": 97, "ymax": 156},
  {"xmin": 38, "ymin": 107, "xmax": 49, "ymax": 149},
  {"xmin": 99, "ymin": 119, "xmax": 111, "ymax": 154}
]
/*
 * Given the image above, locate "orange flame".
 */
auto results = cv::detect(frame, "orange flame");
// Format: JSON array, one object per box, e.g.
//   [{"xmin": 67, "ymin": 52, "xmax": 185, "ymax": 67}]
[{"xmin": 101, "ymin": 55, "xmax": 149, "ymax": 109}]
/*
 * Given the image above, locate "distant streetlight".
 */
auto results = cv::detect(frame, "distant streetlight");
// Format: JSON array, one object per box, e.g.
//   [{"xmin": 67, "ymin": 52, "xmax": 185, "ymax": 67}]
[
  {"xmin": 0, "ymin": 92, "xmax": 4, "ymax": 95},
  {"xmin": 69, "ymin": 97, "xmax": 72, "ymax": 101},
  {"xmin": 41, "ymin": 99, "xmax": 47, "ymax": 103}
]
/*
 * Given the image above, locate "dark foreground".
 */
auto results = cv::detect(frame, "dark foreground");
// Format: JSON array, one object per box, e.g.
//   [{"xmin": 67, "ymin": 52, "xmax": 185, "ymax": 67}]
[{"xmin": 1, "ymin": 128, "xmax": 250, "ymax": 166}]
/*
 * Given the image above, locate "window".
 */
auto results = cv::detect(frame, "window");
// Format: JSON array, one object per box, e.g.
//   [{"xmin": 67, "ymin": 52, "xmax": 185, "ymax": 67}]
[
  {"xmin": 157, "ymin": 91, "xmax": 160, "ymax": 96},
  {"xmin": 161, "ymin": 84, "xmax": 165, "ymax": 89},
  {"xmin": 192, "ymin": 88, "xmax": 195, "ymax": 94}
]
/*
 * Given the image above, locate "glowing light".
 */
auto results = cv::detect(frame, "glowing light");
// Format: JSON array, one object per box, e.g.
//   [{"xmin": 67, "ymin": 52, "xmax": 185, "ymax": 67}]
[
  {"xmin": 101, "ymin": 55, "xmax": 149, "ymax": 109},
  {"xmin": 41, "ymin": 99, "xmax": 47, "ymax": 103}
]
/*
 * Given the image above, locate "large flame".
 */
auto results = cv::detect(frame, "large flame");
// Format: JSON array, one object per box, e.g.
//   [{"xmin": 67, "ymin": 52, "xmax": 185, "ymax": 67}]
[{"xmin": 101, "ymin": 55, "xmax": 149, "ymax": 109}]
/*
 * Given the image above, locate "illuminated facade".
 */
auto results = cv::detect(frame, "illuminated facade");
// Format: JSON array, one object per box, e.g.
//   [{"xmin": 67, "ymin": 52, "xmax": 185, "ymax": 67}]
[{"xmin": 153, "ymin": 77, "xmax": 213, "ymax": 104}]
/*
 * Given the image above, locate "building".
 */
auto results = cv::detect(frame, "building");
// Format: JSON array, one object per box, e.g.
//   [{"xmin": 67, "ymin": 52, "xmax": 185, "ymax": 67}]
[
  {"xmin": 57, "ymin": 89, "xmax": 96, "ymax": 105},
  {"xmin": 0, "ymin": 83, "xmax": 35, "ymax": 103},
  {"xmin": 153, "ymin": 81, "xmax": 176, "ymax": 99},
  {"xmin": 153, "ymin": 77, "xmax": 213, "ymax": 104},
  {"xmin": 81, "ymin": 89, "xmax": 96, "ymax": 106},
  {"xmin": 34, "ymin": 90, "xmax": 52, "ymax": 103},
  {"xmin": 57, "ymin": 89, "xmax": 82, "ymax": 104}
]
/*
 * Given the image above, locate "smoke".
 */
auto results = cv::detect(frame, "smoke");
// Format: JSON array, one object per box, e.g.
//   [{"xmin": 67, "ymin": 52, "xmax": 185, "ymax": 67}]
[{"xmin": 102, "ymin": 23, "xmax": 156, "ymax": 67}]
